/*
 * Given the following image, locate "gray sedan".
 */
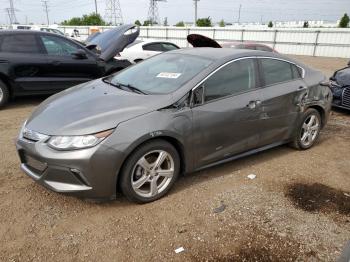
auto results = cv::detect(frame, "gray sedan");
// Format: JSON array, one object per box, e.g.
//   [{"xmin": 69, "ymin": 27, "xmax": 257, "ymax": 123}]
[{"xmin": 16, "ymin": 48, "xmax": 332, "ymax": 203}]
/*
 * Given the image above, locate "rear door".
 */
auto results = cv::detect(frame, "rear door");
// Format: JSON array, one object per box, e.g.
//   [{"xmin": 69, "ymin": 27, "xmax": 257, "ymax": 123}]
[
  {"xmin": 0, "ymin": 33, "xmax": 50, "ymax": 93},
  {"xmin": 191, "ymin": 58, "xmax": 264, "ymax": 168},
  {"xmin": 257, "ymin": 57, "xmax": 307, "ymax": 146},
  {"xmin": 38, "ymin": 34, "xmax": 101, "ymax": 91}
]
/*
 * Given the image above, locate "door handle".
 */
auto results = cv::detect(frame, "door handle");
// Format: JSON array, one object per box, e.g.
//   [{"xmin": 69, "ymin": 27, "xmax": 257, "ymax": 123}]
[
  {"xmin": 298, "ymin": 86, "xmax": 307, "ymax": 91},
  {"xmin": 247, "ymin": 100, "xmax": 261, "ymax": 109}
]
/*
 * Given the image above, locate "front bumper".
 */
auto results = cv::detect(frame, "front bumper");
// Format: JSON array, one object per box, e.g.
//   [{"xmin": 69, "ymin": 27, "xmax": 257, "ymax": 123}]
[{"xmin": 16, "ymin": 135, "xmax": 125, "ymax": 200}]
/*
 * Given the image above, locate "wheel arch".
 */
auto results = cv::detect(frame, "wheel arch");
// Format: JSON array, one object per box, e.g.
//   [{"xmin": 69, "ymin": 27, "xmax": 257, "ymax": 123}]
[
  {"xmin": 116, "ymin": 135, "xmax": 186, "ymax": 192},
  {"xmin": 0, "ymin": 73, "xmax": 12, "ymax": 96},
  {"xmin": 306, "ymin": 104, "xmax": 326, "ymax": 127}
]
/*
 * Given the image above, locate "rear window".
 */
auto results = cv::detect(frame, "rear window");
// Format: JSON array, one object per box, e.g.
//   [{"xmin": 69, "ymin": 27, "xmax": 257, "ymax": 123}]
[
  {"xmin": 143, "ymin": 43, "xmax": 163, "ymax": 51},
  {"xmin": 260, "ymin": 58, "xmax": 294, "ymax": 86},
  {"xmin": 0, "ymin": 34, "xmax": 40, "ymax": 53}
]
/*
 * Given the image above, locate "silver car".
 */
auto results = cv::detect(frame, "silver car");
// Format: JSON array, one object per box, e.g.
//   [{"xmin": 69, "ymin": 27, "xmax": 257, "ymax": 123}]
[{"xmin": 16, "ymin": 48, "xmax": 332, "ymax": 203}]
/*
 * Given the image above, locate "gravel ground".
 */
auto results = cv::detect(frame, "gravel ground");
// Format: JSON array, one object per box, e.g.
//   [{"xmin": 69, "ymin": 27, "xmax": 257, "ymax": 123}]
[{"xmin": 0, "ymin": 55, "xmax": 349, "ymax": 262}]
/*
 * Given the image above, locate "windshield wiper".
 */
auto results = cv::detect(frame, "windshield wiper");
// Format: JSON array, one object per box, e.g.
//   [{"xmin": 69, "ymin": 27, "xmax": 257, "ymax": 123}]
[
  {"xmin": 102, "ymin": 78, "xmax": 148, "ymax": 95},
  {"xmin": 119, "ymin": 83, "xmax": 148, "ymax": 95}
]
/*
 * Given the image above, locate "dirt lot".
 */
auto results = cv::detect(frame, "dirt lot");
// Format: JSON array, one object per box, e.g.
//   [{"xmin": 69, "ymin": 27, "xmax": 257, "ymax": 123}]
[{"xmin": 0, "ymin": 55, "xmax": 349, "ymax": 262}]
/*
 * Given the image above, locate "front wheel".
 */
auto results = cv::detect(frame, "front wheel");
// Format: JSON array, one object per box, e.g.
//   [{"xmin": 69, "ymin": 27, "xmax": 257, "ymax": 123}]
[
  {"xmin": 120, "ymin": 140, "xmax": 180, "ymax": 203},
  {"xmin": 290, "ymin": 108, "xmax": 322, "ymax": 150},
  {"xmin": 0, "ymin": 80, "xmax": 10, "ymax": 108}
]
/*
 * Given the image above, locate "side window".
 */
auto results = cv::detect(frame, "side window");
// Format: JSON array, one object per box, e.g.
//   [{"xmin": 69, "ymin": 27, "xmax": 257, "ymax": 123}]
[
  {"xmin": 260, "ymin": 59, "xmax": 294, "ymax": 86},
  {"xmin": 161, "ymin": 43, "xmax": 179, "ymax": 51},
  {"xmin": 291, "ymin": 64, "xmax": 303, "ymax": 79},
  {"xmin": 40, "ymin": 35, "xmax": 79, "ymax": 56},
  {"xmin": 203, "ymin": 59, "xmax": 257, "ymax": 102},
  {"xmin": 143, "ymin": 43, "xmax": 163, "ymax": 52},
  {"xmin": 1, "ymin": 34, "xmax": 40, "ymax": 53}
]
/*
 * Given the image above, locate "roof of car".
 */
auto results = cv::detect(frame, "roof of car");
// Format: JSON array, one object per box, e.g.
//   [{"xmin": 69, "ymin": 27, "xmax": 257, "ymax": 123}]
[
  {"xmin": 169, "ymin": 47, "xmax": 280, "ymax": 61},
  {"xmin": 0, "ymin": 29, "xmax": 56, "ymax": 36}
]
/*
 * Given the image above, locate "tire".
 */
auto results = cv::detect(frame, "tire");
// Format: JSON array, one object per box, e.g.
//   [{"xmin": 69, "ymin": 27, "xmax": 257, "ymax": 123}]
[
  {"xmin": 290, "ymin": 108, "xmax": 322, "ymax": 150},
  {"xmin": 0, "ymin": 80, "xmax": 9, "ymax": 108},
  {"xmin": 120, "ymin": 139, "xmax": 180, "ymax": 203}
]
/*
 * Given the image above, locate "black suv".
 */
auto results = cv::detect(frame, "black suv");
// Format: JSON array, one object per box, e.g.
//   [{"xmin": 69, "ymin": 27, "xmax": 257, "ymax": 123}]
[{"xmin": 0, "ymin": 24, "xmax": 139, "ymax": 108}]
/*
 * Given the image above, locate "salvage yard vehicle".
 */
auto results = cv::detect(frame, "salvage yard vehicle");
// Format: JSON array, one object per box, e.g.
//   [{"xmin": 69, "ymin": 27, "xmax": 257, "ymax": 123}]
[
  {"xmin": 16, "ymin": 48, "xmax": 332, "ymax": 203},
  {"xmin": 187, "ymin": 33, "xmax": 278, "ymax": 52},
  {"xmin": 329, "ymin": 60, "xmax": 350, "ymax": 110},
  {"xmin": 0, "ymin": 24, "xmax": 139, "ymax": 108},
  {"xmin": 118, "ymin": 39, "xmax": 180, "ymax": 64}
]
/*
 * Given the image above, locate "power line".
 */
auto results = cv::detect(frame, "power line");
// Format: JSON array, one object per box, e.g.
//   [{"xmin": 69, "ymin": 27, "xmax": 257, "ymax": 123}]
[
  {"xmin": 105, "ymin": 0, "xmax": 123, "ymax": 25},
  {"xmin": 42, "ymin": 0, "xmax": 50, "ymax": 25}
]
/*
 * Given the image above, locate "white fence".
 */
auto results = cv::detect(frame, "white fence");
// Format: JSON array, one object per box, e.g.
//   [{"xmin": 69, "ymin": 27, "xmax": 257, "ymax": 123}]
[{"xmin": 54, "ymin": 26, "xmax": 350, "ymax": 59}]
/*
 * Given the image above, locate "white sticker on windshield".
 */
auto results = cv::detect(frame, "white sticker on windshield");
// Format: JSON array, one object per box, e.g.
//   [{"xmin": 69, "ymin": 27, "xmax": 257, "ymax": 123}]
[{"xmin": 156, "ymin": 72, "xmax": 182, "ymax": 79}]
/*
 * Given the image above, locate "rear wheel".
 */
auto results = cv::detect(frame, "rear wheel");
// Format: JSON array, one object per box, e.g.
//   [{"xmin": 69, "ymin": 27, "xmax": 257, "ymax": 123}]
[
  {"xmin": 0, "ymin": 80, "xmax": 9, "ymax": 108},
  {"xmin": 290, "ymin": 108, "xmax": 321, "ymax": 150},
  {"xmin": 120, "ymin": 140, "xmax": 180, "ymax": 203}
]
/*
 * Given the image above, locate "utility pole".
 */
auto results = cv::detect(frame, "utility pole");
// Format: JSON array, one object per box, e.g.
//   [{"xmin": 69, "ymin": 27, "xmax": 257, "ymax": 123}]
[
  {"xmin": 105, "ymin": 0, "xmax": 123, "ymax": 25},
  {"xmin": 94, "ymin": 0, "xmax": 98, "ymax": 14},
  {"xmin": 237, "ymin": 4, "xmax": 241, "ymax": 24},
  {"xmin": 7, "ymin": 0, "xmax": 18, "ymax": 24},
  {"xmin": 42, "ymin": 0, "xmax": 50, "ymax": 25},
  {"xmin": 147, "ymin": 0, "xmax": 166, "ymax": 26},
  {"xmin": 194, "ymin": 0, "xmax": 199, "ymax": 26}
]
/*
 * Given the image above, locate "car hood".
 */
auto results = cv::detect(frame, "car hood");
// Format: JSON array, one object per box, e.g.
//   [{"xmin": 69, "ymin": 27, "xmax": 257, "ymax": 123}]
[
  {"xmin": 26, "ymin": 80, "xmax": 173, "ymax": 136},
  {"xmin": 187, "ymin": 34, "xmax": 222, "ymax": 48},
  {"xmin": 86, "ymin": 24, "xmax": 140, "ymax": 61},
  {"xmin": 334, "ymin": 67, "xmax": 350, "ymax": 87}
]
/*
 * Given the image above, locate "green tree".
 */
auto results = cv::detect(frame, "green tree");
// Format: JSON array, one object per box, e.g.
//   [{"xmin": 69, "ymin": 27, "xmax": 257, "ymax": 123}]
[
  {"xmin": 134, "ymin": 20, "xmax": 142, "ymax": 26},
  {"xmin": 163, "ymin": 17, "xmax": 168, "ymax": 26},
  {"xmin": 303, "ymin": 21, "xmax": 309, "ymax": 28},
  {"xmin": 196, "ymin": 17, "xmax": 212, "ymax": 27},
  {"xmin": 268, "ymin": 21, "xmax": 273, "ymax": 28},
  {"xmin": 143, "ymin": 20, "xmax": 152, "ymax": 26},
  {"xmin": 61, "ymin": 13, "xmax": 106, "ymax": 26},
  {"xmin": 219, "ymin": 19, "xmax": 225, "ymax": 27},
  {"xmin": 339, "ymin": 13, "xmax": 350, "ymax": 28},
  {"xmin": 175, "ymin": 21, "xmax": 185, "ymax": 27}
]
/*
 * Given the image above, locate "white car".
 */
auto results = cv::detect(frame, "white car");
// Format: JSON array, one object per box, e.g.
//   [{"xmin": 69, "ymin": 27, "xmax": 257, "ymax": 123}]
[{"xmin": 118, "ymin": 39, "xmax": 180, "ymax": 63}]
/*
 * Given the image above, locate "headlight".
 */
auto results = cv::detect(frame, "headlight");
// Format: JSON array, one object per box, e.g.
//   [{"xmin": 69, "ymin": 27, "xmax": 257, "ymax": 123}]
[{"xmin": 47, "ymin": 129, "xmax": 113, "ymax": 150}]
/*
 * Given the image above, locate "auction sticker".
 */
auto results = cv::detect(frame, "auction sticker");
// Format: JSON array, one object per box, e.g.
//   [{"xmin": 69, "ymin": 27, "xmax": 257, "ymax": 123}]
[{"xmin": 156, "ymin": 72, "xmax": 182, "ymax": 79}]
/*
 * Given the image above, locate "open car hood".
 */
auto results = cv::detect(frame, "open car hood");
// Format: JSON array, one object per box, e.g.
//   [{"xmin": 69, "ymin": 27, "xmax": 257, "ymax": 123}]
[
  {"xmin": 86, "ymin": 24, "xmax": 140, "ymax": 61},
  {"xmin": 187, "ymin": 34, "xmax": 222, "ymax": 48}
]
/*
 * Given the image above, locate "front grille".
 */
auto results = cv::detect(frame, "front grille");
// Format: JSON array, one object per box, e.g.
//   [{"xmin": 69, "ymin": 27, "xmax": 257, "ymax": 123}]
[
  {"xmin": 24, "ymin": 154, "xmax": 47, "ymax": 173},
  {"xmin": 343, "ymin": 88, "xmax": 350, "ymax": 108}
]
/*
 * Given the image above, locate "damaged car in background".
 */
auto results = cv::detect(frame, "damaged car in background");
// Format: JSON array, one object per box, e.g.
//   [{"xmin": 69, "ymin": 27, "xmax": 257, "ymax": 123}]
[
  {"xmin": 16, "ymin": 48, "xmax": 332, "ymax": 203},
  {"xmin": 187, "ymin": 33, "xmax": 278, "ymax": 52},
  {"xmin": 329, "ymin": 60, "xmax": 350, "ymax": 110},
  {"xmin": 0, "ymin": 24, "xmax": 139, "ymax": 108}
]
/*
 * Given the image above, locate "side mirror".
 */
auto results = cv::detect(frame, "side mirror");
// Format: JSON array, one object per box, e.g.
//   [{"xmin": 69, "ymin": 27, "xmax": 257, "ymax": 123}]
[{"xmin": 72, "ymin": 49, "xmax": 87, "ymax": 59}]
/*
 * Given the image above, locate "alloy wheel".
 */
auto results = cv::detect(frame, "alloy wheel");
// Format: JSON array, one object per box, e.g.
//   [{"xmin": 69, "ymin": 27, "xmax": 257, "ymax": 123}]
[
  {"xmin": 300, "ymin": 114, "xmax": 320, "ymax": 147},
  {"xmin": 131, "ymin": 150, "xmax": 175, "ymax": 198}
]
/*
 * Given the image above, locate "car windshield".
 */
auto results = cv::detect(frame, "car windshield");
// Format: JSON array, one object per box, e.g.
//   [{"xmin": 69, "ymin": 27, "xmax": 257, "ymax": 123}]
[{"xmin": 108, "ymin": 53, "xmax": 213, "ymax": 94}]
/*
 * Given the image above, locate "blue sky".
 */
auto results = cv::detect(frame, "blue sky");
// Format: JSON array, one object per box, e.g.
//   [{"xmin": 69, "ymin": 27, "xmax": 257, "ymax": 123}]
[{"xmin": 0, "ymin": 0, "xmax": 349, "ymax": 25}]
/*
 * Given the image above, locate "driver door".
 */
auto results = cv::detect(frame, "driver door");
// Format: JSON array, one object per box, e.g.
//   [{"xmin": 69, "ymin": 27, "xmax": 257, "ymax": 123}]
[
  {"xmin": 38, "ymin": 34, "xmax": 101, "ymax": 91},
  {"xmin": 191, "ymin": 58, "xmax": 264, "ymax": 168}
]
